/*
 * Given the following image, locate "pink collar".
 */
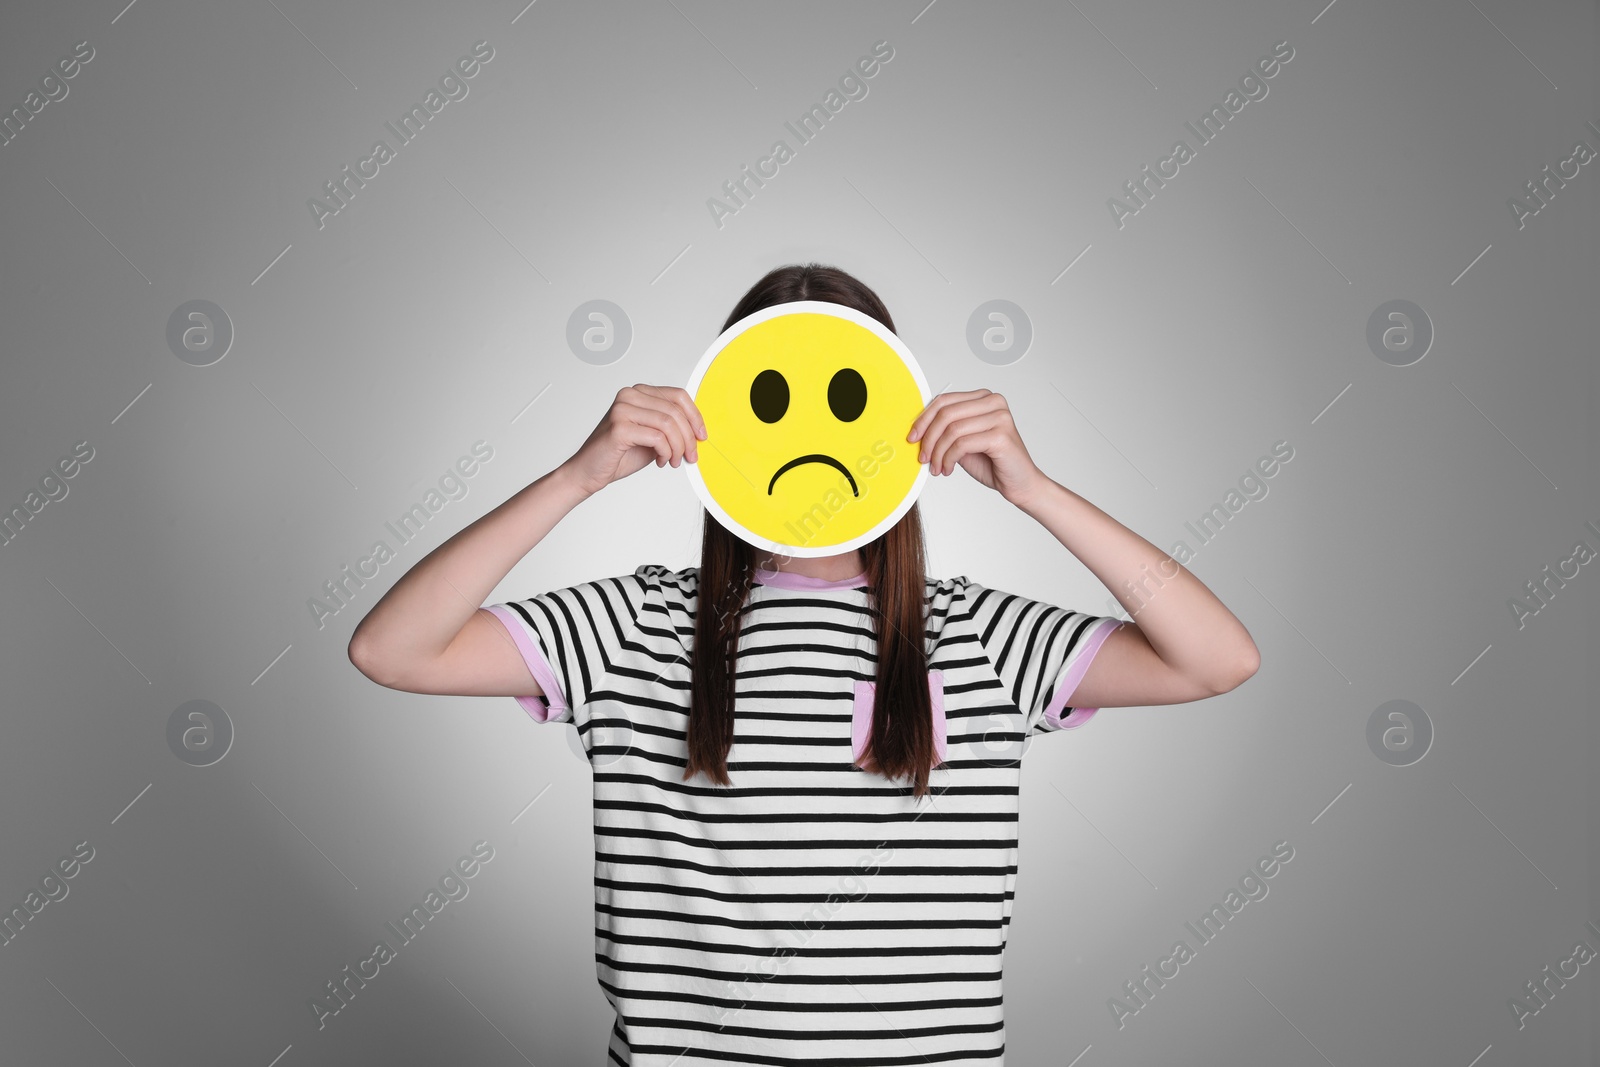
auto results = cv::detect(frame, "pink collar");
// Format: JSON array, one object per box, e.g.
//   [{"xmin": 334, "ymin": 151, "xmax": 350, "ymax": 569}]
[{"xmin": 752, "ymin": 566, "xmax": 869, "ymax": 591}]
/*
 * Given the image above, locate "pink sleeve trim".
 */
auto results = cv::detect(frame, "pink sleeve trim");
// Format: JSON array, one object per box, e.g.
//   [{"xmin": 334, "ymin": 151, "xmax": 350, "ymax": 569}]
[
  {"xmin": 1043, "ymin": 618, "xmax": 1124, "ymax": 730},
  {"xmin": 484, "ymin": 604, "xmax": 569, "ymax": 723}
]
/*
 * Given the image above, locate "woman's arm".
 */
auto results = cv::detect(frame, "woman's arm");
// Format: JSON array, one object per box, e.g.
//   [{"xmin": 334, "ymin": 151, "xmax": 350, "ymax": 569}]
[
  {"xmin": 347, "ymin": 465, "xmax": 590, "ymax": 695},
  {"xmin": 347, "ymin": 385, "xmax": 704, "ymax": 696},
  {"xmin": 910, "ymin": 389, "xmax": 1260, "ymax": 709},
  {"xmin": 1009, "ymin": 477, "xmax": 1259, "ymax": 707}
]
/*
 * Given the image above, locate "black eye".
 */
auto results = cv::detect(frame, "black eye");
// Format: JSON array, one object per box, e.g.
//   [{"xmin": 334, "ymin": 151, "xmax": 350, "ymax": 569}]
[
  {"xmin": 750, "ymin": 369, "xmax": 789, "ymax": 423},
  {"xmin": 828, "ymin": 368, "xmax": 867, "ymax": 422}
]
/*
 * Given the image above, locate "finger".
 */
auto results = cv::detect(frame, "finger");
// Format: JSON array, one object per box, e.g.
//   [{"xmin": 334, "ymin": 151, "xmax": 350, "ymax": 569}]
[
  {"xmin": 636, "ymin": 391, "xmax": 701, "ymax": 462},
  {"xmin": 929, "ymin": 412, "xmax": 1003, "ymax": 474},
  {"xmin": 636, "ymin": 384, "xmax": 707, "ymax": 442},
  {"xmin": 908, "ymin": 391, "xmax": 958, "ymax": 444},
  {"xmin": 663, "ymin": 385, "xmax": 708, "ymax": 441},
  {"xmin": 909, "ymin": 388, "xmax": 991, "ymax": 443},
  {"xmin": 619, "ymin": 399, "xmax": 690, "ymax": 466},
  {"xmin": 916, "ymin": 392, "xmax": 1001, "ymax": 457},
  {"xmin": 907, "ymin": 390, "xmax": 967, "ymax": 444},
  {"xmin": 617, "ymin": 390, "xmax": 694, "ymax": 460},
  {"xmin": 917, "ymin": 394, "xmax": 1003, "ymax": 463},
  {"xmin": 669, "ymin": 388, "xmax": 707, "ymax": 444},
  {"xmin": 619, "ymin": 423, "xmax": 672, "ymax": 467},
  {"xmin": 622, "ymin": 387, "xmax": 694, "ymax": 453},
  {"xmin": 619, "ymin": 400, "xmax": 684, "ymax": 463},
  {"xmin": 939, "ymin": 428, "xmax": 1004, "ymax": 475},
  {"xmin": 906, "ymin": 392, "xmax": 951, "ymax": 444}
]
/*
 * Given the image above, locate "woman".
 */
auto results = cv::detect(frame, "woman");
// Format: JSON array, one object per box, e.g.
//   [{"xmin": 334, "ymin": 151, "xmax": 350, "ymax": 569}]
[{"xmin": 349, "ymin": 262, "xmax": 1259, "ymax": 1064}]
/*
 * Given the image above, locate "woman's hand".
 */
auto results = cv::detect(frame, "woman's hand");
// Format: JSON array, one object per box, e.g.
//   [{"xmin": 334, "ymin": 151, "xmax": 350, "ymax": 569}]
[
  {"xmin": 908, "ymin": 388, "xmax": 1046, "ymax": 506},
  {"xmin": 560, "ymin": 384, "xmax": 706, "ymax": 496}
]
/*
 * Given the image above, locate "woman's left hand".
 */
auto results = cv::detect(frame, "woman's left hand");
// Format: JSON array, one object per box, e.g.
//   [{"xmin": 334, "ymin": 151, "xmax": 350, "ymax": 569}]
[{"xmin": 908, "ymin": 389, "xmax": 1047, "ymax": 505}]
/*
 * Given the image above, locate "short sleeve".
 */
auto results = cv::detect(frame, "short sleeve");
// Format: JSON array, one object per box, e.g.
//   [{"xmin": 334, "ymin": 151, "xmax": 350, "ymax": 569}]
[
  {"xmin": 955, "ymin": 577, "xmax": 1124, "ymax": 733},
  {"xmin": 482, "ymin": 565, "xmax": 660, "ymax": 723}
]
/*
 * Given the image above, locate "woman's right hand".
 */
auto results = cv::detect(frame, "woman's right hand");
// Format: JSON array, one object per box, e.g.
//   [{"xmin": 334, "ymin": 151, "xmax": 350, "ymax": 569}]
[{"xmin": 560, "ymin": 384, "xmax": 707, "ymax": 496}]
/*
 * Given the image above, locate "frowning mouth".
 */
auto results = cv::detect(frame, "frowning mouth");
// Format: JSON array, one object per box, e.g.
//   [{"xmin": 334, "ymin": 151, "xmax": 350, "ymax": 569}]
[{"xmin": 768, "ymin": 454, "xmax": 858, "ymax": 496}]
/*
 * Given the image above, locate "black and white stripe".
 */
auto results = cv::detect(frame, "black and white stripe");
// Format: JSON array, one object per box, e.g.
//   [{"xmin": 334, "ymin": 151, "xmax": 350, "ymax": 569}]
[{"xmin": 489, "ymin": 565, "xmax": 1117, "ymax": 1065}]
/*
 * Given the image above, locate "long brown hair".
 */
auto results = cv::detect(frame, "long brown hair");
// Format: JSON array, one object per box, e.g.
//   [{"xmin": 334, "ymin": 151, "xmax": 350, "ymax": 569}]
[{"xmin": 685, "ymin": 263, "xmax": 937, "ymax": 797}]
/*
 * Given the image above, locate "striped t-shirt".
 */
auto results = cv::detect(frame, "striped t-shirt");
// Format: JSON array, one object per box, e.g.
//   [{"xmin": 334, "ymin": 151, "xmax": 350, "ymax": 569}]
[{"xmin": 484, "ymin": 563, "xmax": 1123, "ymax": 1066}]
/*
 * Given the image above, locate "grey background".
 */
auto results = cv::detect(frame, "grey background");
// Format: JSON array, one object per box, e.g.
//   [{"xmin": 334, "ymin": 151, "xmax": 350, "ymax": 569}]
[{"xmin": 0, "ymin": 0, "xmax": 1595, "ymax": 1064}]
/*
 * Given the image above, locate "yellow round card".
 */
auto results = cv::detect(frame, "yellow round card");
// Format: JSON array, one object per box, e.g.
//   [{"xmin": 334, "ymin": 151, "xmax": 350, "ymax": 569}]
[{"xmin": 685, "ymin": 300, "xmax": 932, "ymax": 558}]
